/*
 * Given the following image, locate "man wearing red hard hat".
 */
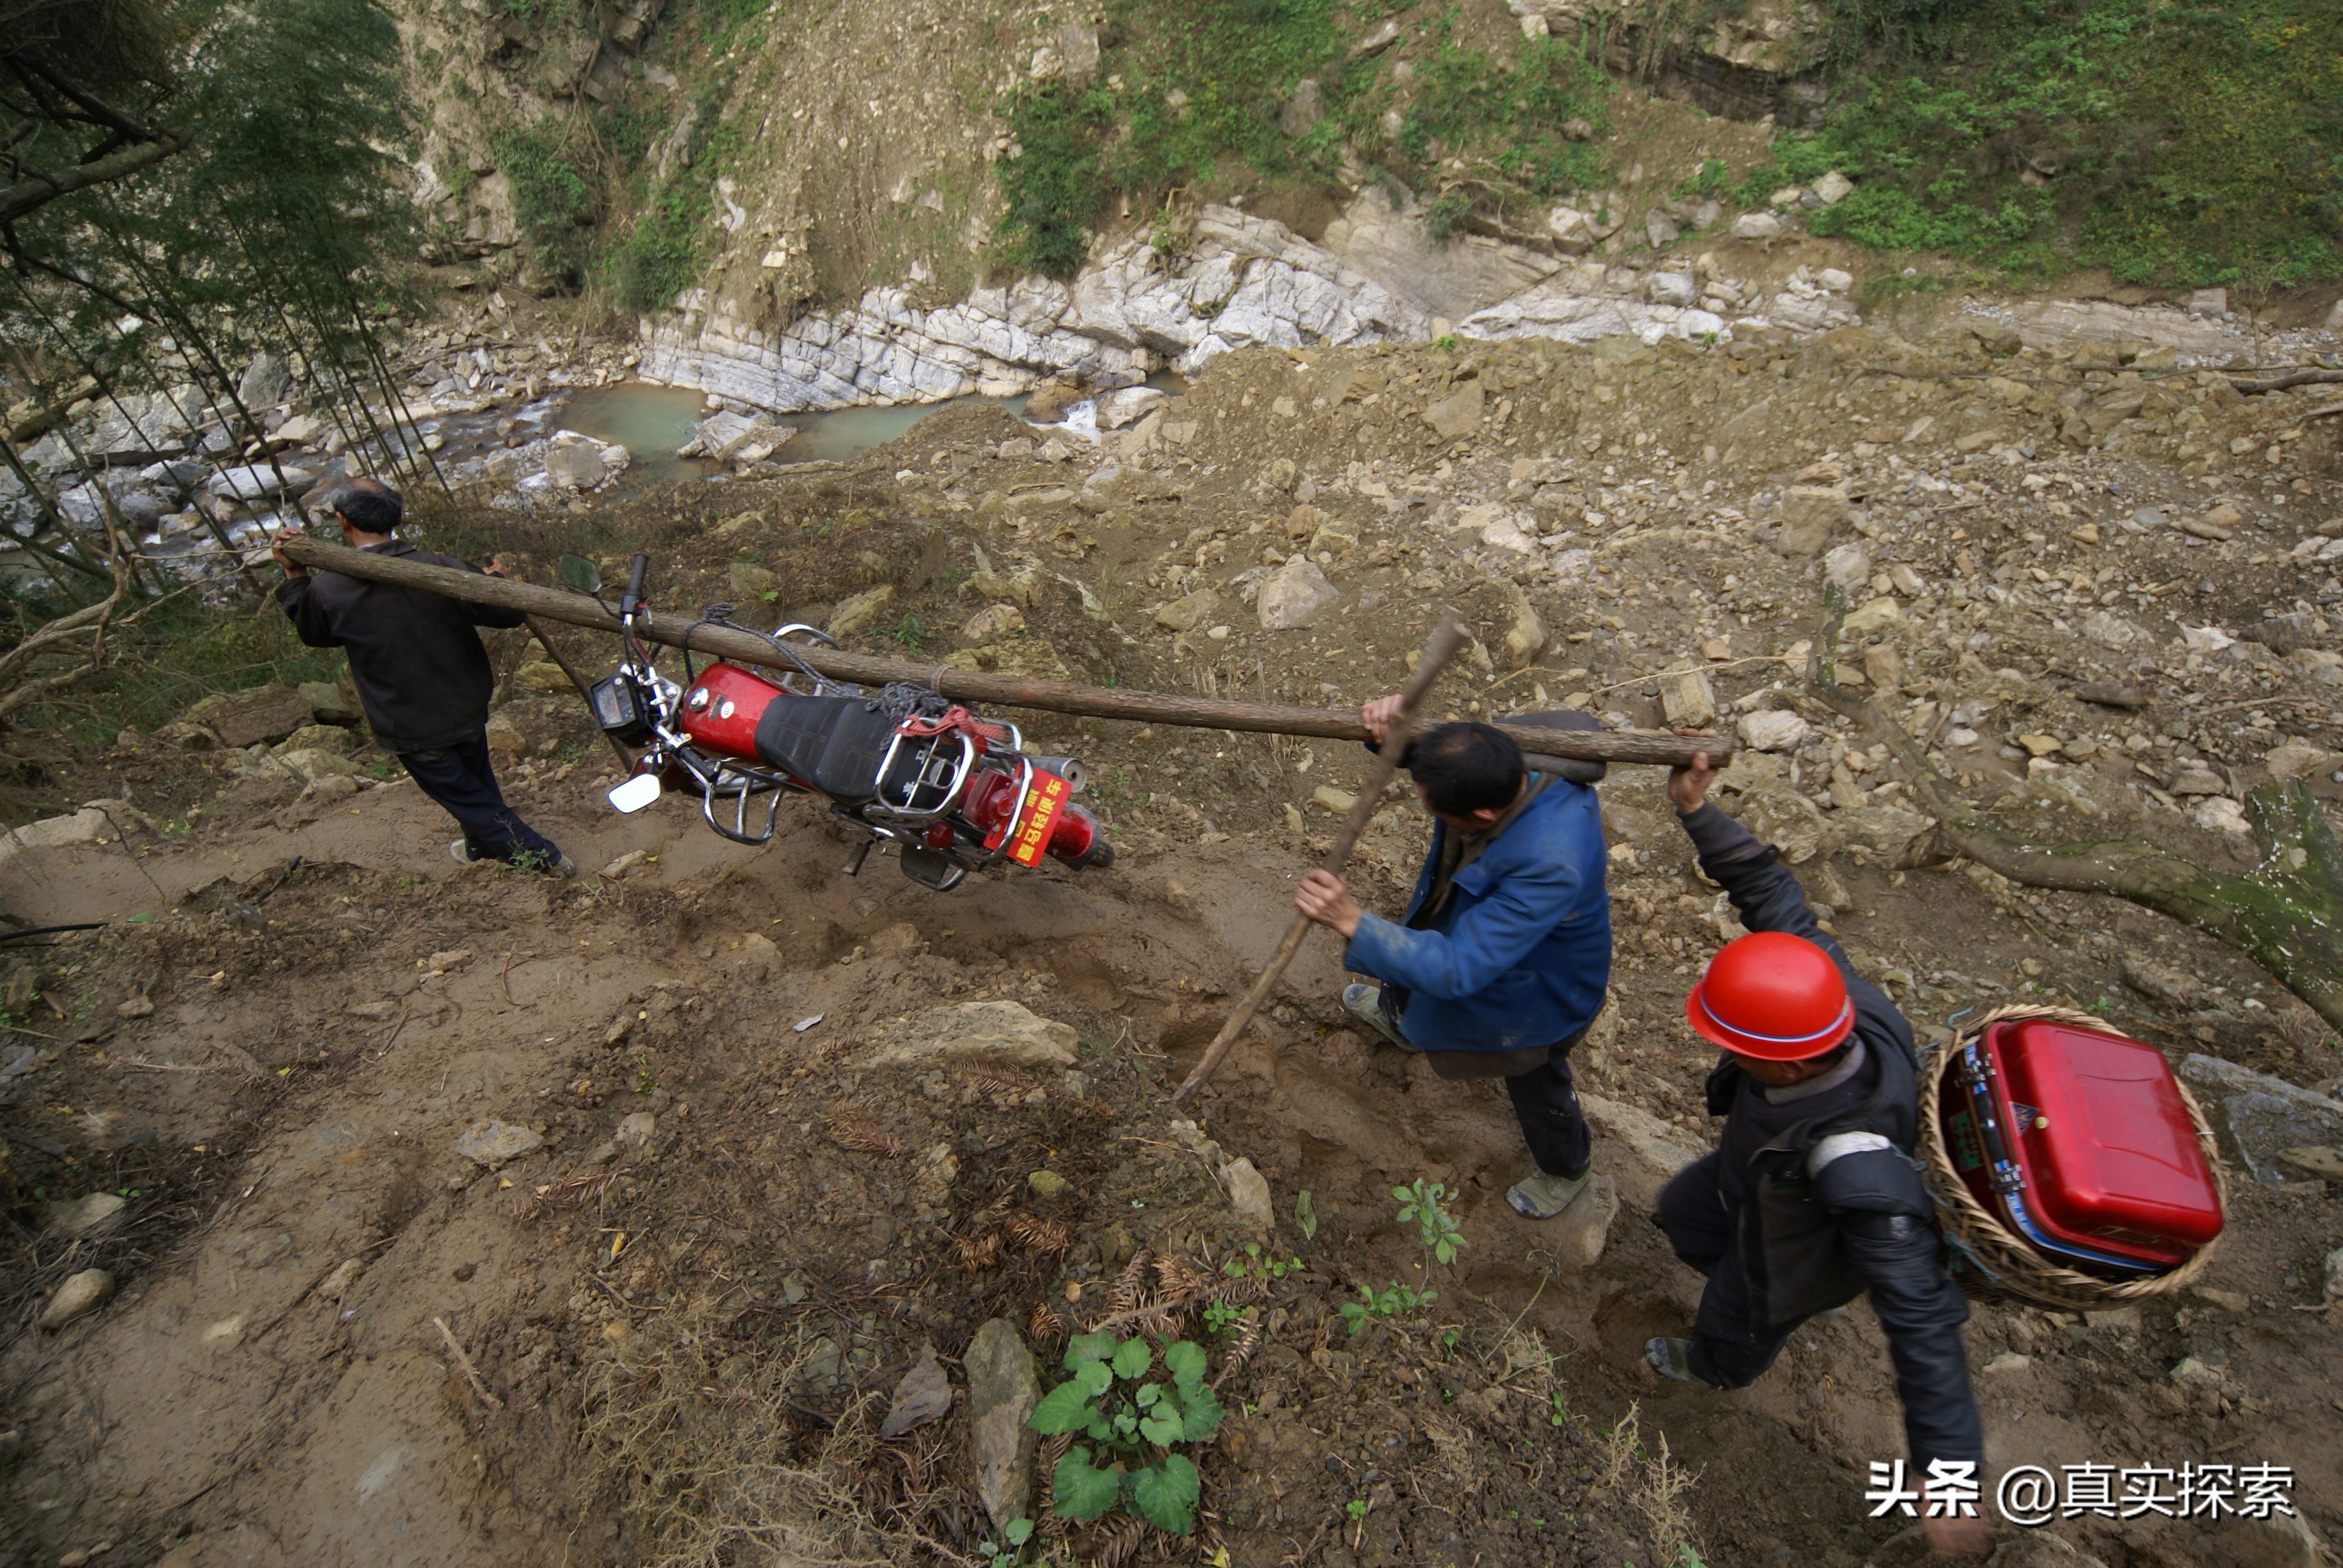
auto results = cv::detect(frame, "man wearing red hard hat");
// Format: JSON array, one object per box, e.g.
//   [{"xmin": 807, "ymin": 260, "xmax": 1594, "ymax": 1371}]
[{"xmin": 1651, "ymin": 754, "xmax": 1989, "ymax": 1556}]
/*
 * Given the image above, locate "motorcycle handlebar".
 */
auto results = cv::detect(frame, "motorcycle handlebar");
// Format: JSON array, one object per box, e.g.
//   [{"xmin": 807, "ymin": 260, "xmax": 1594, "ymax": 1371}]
[{"xmin": 624, "ymin": 553, "xmax": 648, "ymax": 607}]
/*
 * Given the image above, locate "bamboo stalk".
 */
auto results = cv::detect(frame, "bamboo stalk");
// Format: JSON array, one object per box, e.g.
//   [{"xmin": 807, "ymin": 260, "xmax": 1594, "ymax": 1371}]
[
  {"xmin": 272, "ymin": 536, "xmax": 1732, "ymax": 768},
  {"xmin": 1171, "ymin": 612, "xmax": 1466, "ymax": 1107}
]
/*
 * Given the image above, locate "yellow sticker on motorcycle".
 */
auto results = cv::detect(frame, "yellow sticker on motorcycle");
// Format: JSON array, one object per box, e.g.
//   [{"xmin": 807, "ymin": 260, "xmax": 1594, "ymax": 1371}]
[{"xmin": 1008, "ymin": 773, "xmax": 1069, "ymax": 867}]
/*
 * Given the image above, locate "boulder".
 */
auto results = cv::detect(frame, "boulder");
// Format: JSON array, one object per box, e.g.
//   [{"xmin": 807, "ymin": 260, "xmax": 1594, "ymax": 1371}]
[
  {"xmin": 1731, "ymin": 212, "xmax": 1783, "ymax": 241},
  {"xmin": 877, "ymin": 1344, "xmax": 954, "ymax": 1439},
  {"xmin": 1725, "ymin": 780, "xmax": 1827, "ymax": 863},
  {"xmin": 1811, "ymin": 171, "xmax": 1854, "ymax": 206},
  {"xmin": 1498, "ymin": 583, "xmax": 1545, "ymax": 668},
  {"xmin": 511, "ymin": 661, "xmax": 575, "ymax": 695},
  {"xmin": 1421, "ymin": 379, "xmax": 1485, "ymax": 440},
  {"xmin": 47, "ymin": 1191, "xmax": 126, "ymax": 1238},
  {"xmin": 859, "ymin": 1001, "xmax": 1080, "ymax": 1070},
  {"xmin": 182, "ymin": 684, "xmax": 312, "ymax": 748},
  {"xmin": 543, "ymin": 442, "xmax": 607, "ymax": 489},
  {"xmin": 208, "ymin": 464, "xmax": 315, "ymax": 501},
  {"xmin": 1257, "ymin": 557, "xmax": 1339, "ymax": 630},
  {"xmin": 237, "ymin": 353, "xmax": 290, "ymax": 408},
  {"xmin": 456, "ymin": 1119, "xmax": 543, "ymax": 1168},
  {"xmin": 2178, "ymin": 1054, "xmax": 2343, "ymax": 1184},
  {"xmin": 1830, "ymin": 806, "xmax": 1946, "ymax": 868},
  {"xmin": 275, "ymin": 747, "xmax": 361, "ymax": 786},
  {"xmin": 1095, "ymin": 386, "xmax": 1166, "ymax": 430},
  {"xmin": 1738, "ymin": 709, "xmax": 1810, "ymax": 753},
  {"xmin": 828, "ymin": 584, "xmax": 897, "ymax": 639},
  {"xmin": 300, "ymin": 678, "xmax": 362, "ymax": 726},
  {"xmin": 1659, "ymin": 668, "xmax": 1717, "ymax": 728},
  {"xmin": 272, "ymin": 723, "xmax": 352, "ymax": 757},
  {"xmin": 1224, "ymin": 1157, "xmax": 1273, "ymax": 1229},
  {"xmin": 962, "ymin": 603, "xmax": 1027, "ymax": 642},
  {"xmin": 1155, "ymin": 590, "xmax": 1219, "ymax": 633},
  {"xmin": 39, "ymin": 1268, "xmax": 114, "ymax": 1331},
  {"xmin": 965, "ymin": 1319, "xmax": 1041, "ymax": 1530},
  {"xmin": 1776, "ymin": 483, "xmax": 1849, "ymax": 556}
]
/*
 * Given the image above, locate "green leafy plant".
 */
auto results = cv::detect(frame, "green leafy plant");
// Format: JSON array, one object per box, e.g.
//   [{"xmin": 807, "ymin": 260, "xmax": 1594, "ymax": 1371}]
[
  {"xmin": 1221, "ymin": 1242, "xmax": 1305, "ymax": 1282},
  {"xmin": 979, "ymin": 1518, "xmax": 1034, "ymax": 1567},
  {"xmin": 1028, "ymin": 1333, "xmax": 1225, "ymax": 1535},
  {"xmin": 1293, "ymin": 1188, "xmax": 1318, "ymax": 1241},
  {"xmin": 1394, "ymin": 1178, "xmax": 1465, "ymax": 1264},
  {"xmin": 888, "ymin": 612, "xmax": 929, "ymax": 654},
  {"xmin": 1202, "ymin": 1300, "xmax": 1247, "ymax": 1335},
  {"xmin": 1338, "ymin": 1279, "xmax": 1435, "ymax": 1334}
]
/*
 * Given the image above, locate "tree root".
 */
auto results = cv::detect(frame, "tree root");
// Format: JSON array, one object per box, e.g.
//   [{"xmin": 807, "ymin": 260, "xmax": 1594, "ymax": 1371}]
[{"xmin": 1806, "ymin": 584, "xmax": 2343, "ymax": 1032}]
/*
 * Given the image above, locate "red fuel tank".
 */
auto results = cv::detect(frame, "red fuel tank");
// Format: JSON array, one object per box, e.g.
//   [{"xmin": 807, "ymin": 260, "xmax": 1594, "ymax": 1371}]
[
  {"xmin": 1945, "ymin": 1019, "xmax": 2222, "ymax": 1272},
  {"xmin": 679, "ymin": 663, "xmax": 784, "ymax": 760}
]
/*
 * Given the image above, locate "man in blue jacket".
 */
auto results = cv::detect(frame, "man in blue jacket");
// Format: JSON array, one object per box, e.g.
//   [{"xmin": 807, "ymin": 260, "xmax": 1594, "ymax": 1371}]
[{"xmin": 1294, "ymin": 699, "xmax": 1612, "ymax": 1223}]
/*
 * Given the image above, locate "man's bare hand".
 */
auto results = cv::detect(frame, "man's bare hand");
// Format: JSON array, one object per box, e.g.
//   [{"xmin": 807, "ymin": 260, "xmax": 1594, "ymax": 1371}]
[
  {"xmin": 270, "ymin": 542, "xmax": 306, "ymax": 579},
  {"xmin": 1666, "ymin": 751, "xmax": 1717, "ymax": 815},
  {"xmin": 1921, "ymin": 1511, "xmax": 1992, "ymax": 1557},
  {"xmin": 1361, "ymin": 693, "xmax": 1405, "ymax": 745},
  {"xmin": 1294, "ymin": 869, "xmax": 1363, "ymax": 939},
  {"xmin": 483, "ymin": 556, "xmax": 509, "ymax": 580}
]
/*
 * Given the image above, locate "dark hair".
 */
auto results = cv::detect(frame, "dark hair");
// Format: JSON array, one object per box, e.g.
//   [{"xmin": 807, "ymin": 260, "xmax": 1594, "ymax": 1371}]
[
  {"xmin": 332, "ymin": 477, "xmax": 403, "ymax": 534},
  {"xmin": 1408, "ymin": 722, "xmax": 1523, "ymax": 816}
]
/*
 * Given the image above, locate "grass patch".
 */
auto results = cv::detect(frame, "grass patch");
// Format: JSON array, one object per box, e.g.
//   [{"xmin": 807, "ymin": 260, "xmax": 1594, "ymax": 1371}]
[
  {"xmin": 493, "ymin": 125, "xmax": 599, "ymax": 289},
  {"xmin": 1392, "ymin": 28, "xmax": 1610, "ymax": 207},
  {"xmin": 1740, "ymin": 0, "xmax": 2343, "ymax": 289}
]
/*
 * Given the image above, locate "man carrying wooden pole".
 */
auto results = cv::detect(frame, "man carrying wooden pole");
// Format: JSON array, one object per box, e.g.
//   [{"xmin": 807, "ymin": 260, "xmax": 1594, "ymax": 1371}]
[{"xmin": 1291, "ymin": 694, "xmax": 1620, "ymax": 1255}]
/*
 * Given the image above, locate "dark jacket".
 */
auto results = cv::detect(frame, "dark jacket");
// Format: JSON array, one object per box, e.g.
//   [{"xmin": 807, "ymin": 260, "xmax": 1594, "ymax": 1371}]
[
  {"xmin": 1682, "ymin": 800, "xmax": 1984, "ymax": 1471},
  {"xmin": 1343, "ymin": 775, "xmax": 1610, "ymax": 1055},
  {"xmin": 275, "ymin": 540, "xmax": 524, "ymax": 754}
]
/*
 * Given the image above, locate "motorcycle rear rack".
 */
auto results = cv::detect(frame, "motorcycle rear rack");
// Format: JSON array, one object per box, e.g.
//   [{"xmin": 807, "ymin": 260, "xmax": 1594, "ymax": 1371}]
[{"xmin": 671, "ymin": 745, "xmax": 796, "ymax": 845}]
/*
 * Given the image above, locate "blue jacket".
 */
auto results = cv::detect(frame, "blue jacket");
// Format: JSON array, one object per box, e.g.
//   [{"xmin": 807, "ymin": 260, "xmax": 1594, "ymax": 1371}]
[{"xmin": 1342, "ymin": 777, "xmax": 1611, "ymax": 1054}]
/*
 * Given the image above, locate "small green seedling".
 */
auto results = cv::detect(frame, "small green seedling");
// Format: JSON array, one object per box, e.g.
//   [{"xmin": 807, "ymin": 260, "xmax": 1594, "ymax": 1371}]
[
  {"xmin": 1221, "ymin": 1243, "xmax": 1304, "ymax": 1282},
  {"xmin": 1202, "ymin": 1301, "xmax": 1247, "ymax": 1335},
  {"xmin": 1338, "ymin": 1281, "xmax": 1436, "ymax": 1334},
  {"xmin": 1293, "ymin": 1188, "xmax": 1319, "ymax": 1241},
  {"xmin": 1394, "ymin": 1178, "xmax": 1466, "ymax": 1264},
  {"xmin": 978, "ymin": 1518, "xmax": 1032, "ymax": 1567}
]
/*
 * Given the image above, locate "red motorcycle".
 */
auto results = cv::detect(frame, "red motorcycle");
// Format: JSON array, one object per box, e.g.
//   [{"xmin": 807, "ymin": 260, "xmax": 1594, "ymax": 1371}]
[{"xmin": 570, "ymin": 553, "xmax": 1111, "ymax": 891}]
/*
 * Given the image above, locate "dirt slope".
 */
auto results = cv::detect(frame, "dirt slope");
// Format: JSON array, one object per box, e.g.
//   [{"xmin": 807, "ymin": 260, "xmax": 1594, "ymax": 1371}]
[{"xmin": 6, "ymin": 330, "xmax": 2343, "ymax": 1567}]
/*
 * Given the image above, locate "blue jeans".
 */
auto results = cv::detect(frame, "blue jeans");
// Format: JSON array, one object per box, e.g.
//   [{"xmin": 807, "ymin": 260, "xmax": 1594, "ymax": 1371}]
[{"xmin": 396, "ymin": 735, "xmax": 562, "ymax": 866}]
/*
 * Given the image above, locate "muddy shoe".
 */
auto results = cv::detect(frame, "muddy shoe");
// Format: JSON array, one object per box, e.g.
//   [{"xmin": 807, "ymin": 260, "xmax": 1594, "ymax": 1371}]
[
  {"xmin": 1512, "ymin": 1171, "xmax": 1619, "ymax": 1265},
  {"xmin": 1342, "ymin": 984, "xmax": 1415, "ymax": 1051},
  {"xmin": 1646, "ymin": 1336, "xmax": 1699, "ymax": 1383},
  {"xmin": 450, "ymin": 838, "xmax": 479, "ymax": 864},
  {"xmin": 1507, "ymin": 1169, "xmax": 1591, "ymax": 1219}
]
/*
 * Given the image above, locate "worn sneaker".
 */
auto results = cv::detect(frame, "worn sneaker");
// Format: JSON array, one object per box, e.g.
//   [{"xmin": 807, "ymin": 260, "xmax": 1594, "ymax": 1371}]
[
  {"xmin": 1341, "ymin": 983, "xmax": 1415, "ymax": 1051},
  {"xmin": 1645, "ymin": 1336, "xmax": 1698, "ymax": 1383},
  {"xmin": 1507, "ymin": 1169, "xmax": 1592, "ymax": 1219},
  {"xmin": 450, "ymin": 838, "xmax": 477, "ymax": 864},
  {"xmin": 548, "ymin": 854, "xmax": 577, "ymax": 880}
]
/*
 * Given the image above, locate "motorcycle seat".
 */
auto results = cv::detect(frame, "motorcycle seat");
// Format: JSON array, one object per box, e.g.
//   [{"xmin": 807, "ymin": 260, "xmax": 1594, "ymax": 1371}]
[{"xmin": 752, "ymin": 694, "xmax": 899, "ymax": 800}]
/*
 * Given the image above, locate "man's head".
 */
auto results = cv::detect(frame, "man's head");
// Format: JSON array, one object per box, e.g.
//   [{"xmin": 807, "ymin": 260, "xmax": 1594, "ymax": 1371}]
[
  {"xmin": 1685, "ymin": 929, "xmax": 1856, "ymax": 1084},
  {"xmin": 1408, "ymin": 721, "xmax": 1526, "ymax": 831},
  {"xmin": 329, "ymin": 477, "xmax": 403, "ymax": 541}
]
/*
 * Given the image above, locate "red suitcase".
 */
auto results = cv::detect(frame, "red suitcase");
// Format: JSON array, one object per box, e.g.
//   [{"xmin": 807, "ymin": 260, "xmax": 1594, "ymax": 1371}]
[{"xmin": 1941, "ymin": 1018, "xmax": 2221, "ymax": 1274}]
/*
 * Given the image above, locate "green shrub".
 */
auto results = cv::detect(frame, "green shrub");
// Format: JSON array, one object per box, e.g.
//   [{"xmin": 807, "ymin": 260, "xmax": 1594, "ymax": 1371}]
[
  {"xmin": 995, "ymin": 85, "xmax": 1115, "ymax": 278},
  {"xmin": 1746, "ymin": 0, "xmax": 2343, "ymax": 287},
  {"xmin": 493, "ymin": 127, "xmax": 597, "ymax": 286},
  {"xmin": 1028, "ymin": 1333, "xmax": 1224, "ymax": 1535}
]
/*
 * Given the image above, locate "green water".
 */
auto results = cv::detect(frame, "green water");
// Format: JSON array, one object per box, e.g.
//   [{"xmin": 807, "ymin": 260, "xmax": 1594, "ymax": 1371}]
[{"xmin": 554, "ymin": 383, "xmax": 714, "ymax": 489}]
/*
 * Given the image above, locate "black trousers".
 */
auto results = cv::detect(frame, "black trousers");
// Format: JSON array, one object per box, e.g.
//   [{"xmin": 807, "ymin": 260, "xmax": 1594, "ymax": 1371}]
[
  {"xmin": 395, "ymin": 735, "xmax": 562, "ymax": 866},
  {"xmin": 1504, "ymin": 1053, "xmax": 1593, "ymax": 1180},
  {"xmin": 1654, "ymin": 1151, "xmax": 1797, "ymax": 1388}
]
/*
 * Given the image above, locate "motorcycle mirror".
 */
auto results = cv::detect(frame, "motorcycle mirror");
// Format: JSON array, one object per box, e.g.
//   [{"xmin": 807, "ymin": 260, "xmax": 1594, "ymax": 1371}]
[
  {"xmin": 557, "ymin": 554, "xmax": 603, "ymax": 594},
  {"xmin": 608, "ymin": 773, "xmax": 662, "ymax": 814}
]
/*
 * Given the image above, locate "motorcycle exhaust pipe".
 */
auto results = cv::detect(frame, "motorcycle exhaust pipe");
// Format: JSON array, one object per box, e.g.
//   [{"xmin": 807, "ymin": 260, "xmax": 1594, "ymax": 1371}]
[{"xmin": 1027, "ymin": 757, "xmax": 1087, "ymax": 795}]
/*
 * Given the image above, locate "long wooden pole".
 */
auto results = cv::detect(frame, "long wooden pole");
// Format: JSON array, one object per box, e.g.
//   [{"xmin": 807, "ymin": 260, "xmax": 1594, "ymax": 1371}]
[
  {"xmin": 273, "ymin": 535, "xmax": 1731, "ymax": 767},
  {"xmin": 1172, "ymin": 613, "xmax": 1467, "ymax": 1108}
]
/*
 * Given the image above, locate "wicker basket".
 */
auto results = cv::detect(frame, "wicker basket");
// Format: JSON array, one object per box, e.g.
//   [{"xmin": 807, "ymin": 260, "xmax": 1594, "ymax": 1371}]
[{"xmin": 1916, "ymin": 1004, "xmax": 2230, "ymax": 1312}]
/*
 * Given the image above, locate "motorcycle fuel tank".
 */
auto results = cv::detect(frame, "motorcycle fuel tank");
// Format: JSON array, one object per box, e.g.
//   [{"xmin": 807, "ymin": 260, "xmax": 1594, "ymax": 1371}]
[{"xmin": 679, "ymin": 663, "xmax": 784, "ymax": 760}]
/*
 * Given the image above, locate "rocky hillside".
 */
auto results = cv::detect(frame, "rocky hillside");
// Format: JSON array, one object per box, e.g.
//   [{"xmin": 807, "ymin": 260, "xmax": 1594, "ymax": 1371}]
[{"xmin": 395, "ymin": 0, "xmax": 2342, "ymax": 412}]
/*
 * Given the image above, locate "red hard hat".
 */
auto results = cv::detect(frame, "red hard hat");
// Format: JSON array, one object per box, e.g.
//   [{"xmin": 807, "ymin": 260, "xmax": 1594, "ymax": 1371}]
[{"xmin": 1685, "ymin": 931, "xmax": 1855, "ymax": 1062}]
